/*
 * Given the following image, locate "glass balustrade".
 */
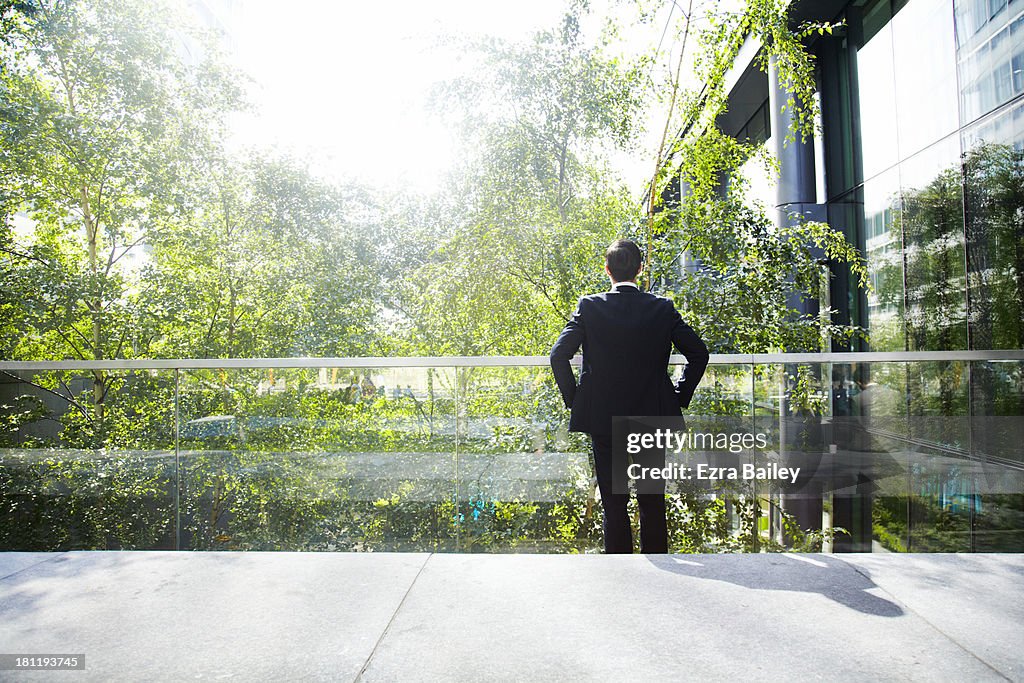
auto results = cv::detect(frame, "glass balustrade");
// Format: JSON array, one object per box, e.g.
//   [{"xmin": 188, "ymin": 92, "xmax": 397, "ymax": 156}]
[{"xmin": 1, "ymin": 355, "xmax": 1021, "ymax": 553}]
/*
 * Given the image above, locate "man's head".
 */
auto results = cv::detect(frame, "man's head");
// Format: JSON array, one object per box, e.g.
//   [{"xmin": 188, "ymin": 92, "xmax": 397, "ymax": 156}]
[{"xmin": 604, "ymin": 239, "xmax": 642, "ymax": 283}]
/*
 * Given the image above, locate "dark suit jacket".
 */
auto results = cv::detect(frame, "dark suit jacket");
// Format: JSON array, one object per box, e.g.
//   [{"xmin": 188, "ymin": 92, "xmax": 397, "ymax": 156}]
[{"xmin": 549, "ymin": 284, "xmax": 709, "ymax": 435}]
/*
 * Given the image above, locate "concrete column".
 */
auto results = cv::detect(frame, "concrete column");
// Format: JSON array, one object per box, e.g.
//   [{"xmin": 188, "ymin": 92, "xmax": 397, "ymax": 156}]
[
  {"xmin": 768, "ymin": 52, "xmax": 818, "ymax": 222},
  {"xmin": 768, "ymin": 52, "xmax": 825, "ymax": 321},
  {"xmin": 769, "ymin": 53, "xmax": 835, "ymax": 543}
]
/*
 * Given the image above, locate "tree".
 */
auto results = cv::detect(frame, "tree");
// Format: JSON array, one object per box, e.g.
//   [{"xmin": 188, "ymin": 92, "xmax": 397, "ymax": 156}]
[
  {"xmin": 396, "ymin": 3, "xmax": 648, "ymax": 355},
  {"xmin": 138, "ymin": 154, "xmax": 383, "ymax": 359},
  {"xmin": 0, "ymin": 1, "xmax": 36, "ymax": 46},
  {"xmin": 0, "ymin": 0, "xmax": 242, "ymax": 412},
  {"xmin": 642, "ymin": 0, "xmax": 867, "ymax": 353}
]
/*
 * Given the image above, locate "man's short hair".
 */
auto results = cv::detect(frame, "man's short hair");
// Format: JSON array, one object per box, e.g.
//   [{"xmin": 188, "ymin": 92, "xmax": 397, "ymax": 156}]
[{"xmin": 605, "ymin": 239, "xmax": 642, "ymax": 282}]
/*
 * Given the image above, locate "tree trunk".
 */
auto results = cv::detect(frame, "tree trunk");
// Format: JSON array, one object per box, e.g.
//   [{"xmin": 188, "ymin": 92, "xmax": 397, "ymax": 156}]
[
  {"xmin": 81, "ymin": 185, "xmax": 105, "ymax": 422},
  {"xmin": 228, "ymin": 281, "xmax": 236, "ymax": 357}
]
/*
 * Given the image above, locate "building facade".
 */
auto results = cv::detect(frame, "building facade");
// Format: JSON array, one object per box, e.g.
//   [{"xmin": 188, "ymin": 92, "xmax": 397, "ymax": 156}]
[
  {"xmin": 715, "ymin": 0, "xmax": 1024, "ymax": 551},
  {"xmin": 719, "ymin": 0, "xmax": 1023, "ymax": 354}
]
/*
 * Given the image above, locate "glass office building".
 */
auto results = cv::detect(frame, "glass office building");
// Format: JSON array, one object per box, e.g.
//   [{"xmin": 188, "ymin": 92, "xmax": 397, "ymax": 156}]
[
  {"xmin": 827, "ymin": 0, "xmax": 1022, "ymax": 354},
  {"xmin": 713, "ymin": 0, "xmax": 1024, "ymax": 551},
  {"xmin": 719, "ymin": 0, "xmax": 1023, "ymax": 354}
]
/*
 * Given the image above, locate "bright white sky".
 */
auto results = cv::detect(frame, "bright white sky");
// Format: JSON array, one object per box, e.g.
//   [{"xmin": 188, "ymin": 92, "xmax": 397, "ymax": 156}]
[{"xmin": 219, "ymin": 0, "xmax": 681, "ymax": 195}]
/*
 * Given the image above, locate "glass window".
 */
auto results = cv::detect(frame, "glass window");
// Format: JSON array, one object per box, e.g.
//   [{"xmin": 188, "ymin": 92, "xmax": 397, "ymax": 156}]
[
  {"xmin": 820, "ymin": 36, "xmax": 858, "ymax": 198},
  {"xmin": 857, "ymin": 22, "xmax": 900, "ymax": 180},
  {"xmin": 862, "ymin": 168, "xmax": 906, "ymax": 351},
  {"xmin": 993, "ymin": 60, "xmax": 1014, "ymax": 102},
  {"xmin": 892, "ymin": 0, "xmax": 961, "ymax": 159},
  {"xmin": 863, "ymin": 0, "xmax": 895, "ymax": 42},
  {"xmin": 959, "ymin": 41, "xmax": 990, "ymax": 122},
  {"xmin": 738, "ymin": 99, "xmax": 770, "ymax": 145},
  {"xmin": 1012, "ymin": 15, "xmax": 1024, "ymax": 94},
  {"xmin": 956, "ymin": 2, "xmax": 1024, "ymax": 124},
  {"xmin": 827, "ymin": 196, "xmax": 868, "ymax": 345},
  {"xmin": 954, "ymin": 0, "xmax": 989, "ymax": 43},
  {"xmin": 961, "ymin": 99, "xmax": 1024, "ymax": 350},
  {"xmin": 1015, "ymin": 52, "xmax": 1024, "ymax": 95},
  {"xmin": 898, "ymin": 136, "xmax": 969, "ymax": 351}
]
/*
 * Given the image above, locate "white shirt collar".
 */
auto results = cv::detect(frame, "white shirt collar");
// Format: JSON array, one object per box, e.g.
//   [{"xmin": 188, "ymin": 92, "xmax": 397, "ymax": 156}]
[{"xmin": 611, "ymin": 281, "xmax": 638, "ymax": 290}]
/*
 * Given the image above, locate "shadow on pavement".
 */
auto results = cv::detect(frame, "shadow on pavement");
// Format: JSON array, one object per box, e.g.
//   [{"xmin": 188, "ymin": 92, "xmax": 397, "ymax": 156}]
[{"xmin": 646, "ymin": 553, "xmax": 904, "ymax": 617}]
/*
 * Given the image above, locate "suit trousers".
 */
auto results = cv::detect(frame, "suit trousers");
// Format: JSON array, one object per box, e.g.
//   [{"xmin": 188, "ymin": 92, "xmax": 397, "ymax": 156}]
[{"xmin": 591, "ymin": 433, "xmax": 668, "ymax": 554}]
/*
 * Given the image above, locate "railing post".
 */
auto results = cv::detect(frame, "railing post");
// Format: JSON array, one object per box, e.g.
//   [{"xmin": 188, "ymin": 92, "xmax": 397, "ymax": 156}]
[
  {"xmin": 454, "ymin": 366, "xmax": 460, "ymax": 552},
  {"xmin": 174, "ymin": 367, "xmax": 181, "ymax": 552}
]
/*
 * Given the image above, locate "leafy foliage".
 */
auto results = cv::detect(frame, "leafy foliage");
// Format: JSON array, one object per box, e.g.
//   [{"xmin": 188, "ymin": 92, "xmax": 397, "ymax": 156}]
[
  {"xmin": 0, "ymin": 0, "xmax": 929, "ymax": 555},
  {"xmin": 644, "ymin": 0, "xmax": 867, "ymax": 354}
]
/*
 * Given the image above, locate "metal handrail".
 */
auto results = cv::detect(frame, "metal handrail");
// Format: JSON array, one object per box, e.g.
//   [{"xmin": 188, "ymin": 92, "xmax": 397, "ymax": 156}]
[{"xmin": 0, "ymin": 350, "xmax": 1022, "ymax": 371}]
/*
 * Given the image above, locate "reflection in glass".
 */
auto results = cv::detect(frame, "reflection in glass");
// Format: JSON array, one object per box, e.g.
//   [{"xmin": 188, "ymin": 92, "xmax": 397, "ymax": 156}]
[
  {"xmin": 898, "ymin": 137, "xmax": 969, "ymax": 350},
  {"xmin": 962, "ymin": 134, "xmax": 1024, "ymax": 350},
  {"xmin": 905, "ymin": 360, "xmax": 972, "ymax": 551},
  {"xmin": 956, "ymin": 1, "xmax": 1024, "ymax": 124},
  {"xmin": 0, "ymin": 369, "xmax": 176, "ymax": 550},
  {"xmin": 971, "ymin": 360, "xmax": 1024, "ymax": 462},
  {"xmin": 862, "ymin": 168, "xmax": 906, "ymax": 351},
  {"xmin": 970, "ymin": 360, "xmax": 1024, "ymax": 550},
  {"xmin": 177, "ymin": 366, "xmax": 457, "ymax": 551}
]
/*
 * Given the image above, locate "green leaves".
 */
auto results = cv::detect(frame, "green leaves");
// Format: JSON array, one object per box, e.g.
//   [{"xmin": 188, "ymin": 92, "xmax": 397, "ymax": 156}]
[
  {"xmin": 1, "ymin": 0, "xmax": 244, "ymax": 364},
  {"xmin": 644, "ymin": 0, "xmax": 866, "ymax": 354},
  {"xmin": 393, "ymin": 2, "xmax": 646, "ymax": 356}
]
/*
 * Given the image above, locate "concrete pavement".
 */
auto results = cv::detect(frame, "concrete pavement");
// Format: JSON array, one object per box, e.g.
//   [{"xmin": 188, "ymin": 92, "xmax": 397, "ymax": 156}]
[{"xmin": 1, "ymin": 551, "xmax": 1021, "ymax": 681}]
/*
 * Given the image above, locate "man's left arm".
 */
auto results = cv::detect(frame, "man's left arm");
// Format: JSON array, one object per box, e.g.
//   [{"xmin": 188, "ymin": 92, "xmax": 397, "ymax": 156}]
[
  {"xmin": 669, "ymin": 306, "xmax": 709, "ymax": 409},
  {"xmin": 549, "ymin": 300, "xmax": 585, "ymax": 409}
]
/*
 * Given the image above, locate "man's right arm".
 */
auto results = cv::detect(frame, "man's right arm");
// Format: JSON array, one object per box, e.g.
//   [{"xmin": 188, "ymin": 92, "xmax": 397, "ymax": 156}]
[{"xmin": 549, "ymin": 300, "xmax": 585, "ymax": 409}]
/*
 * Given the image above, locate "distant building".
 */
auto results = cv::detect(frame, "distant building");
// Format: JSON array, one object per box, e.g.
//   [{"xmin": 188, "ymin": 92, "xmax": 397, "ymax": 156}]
[{"xmin": 175, "ymin": 0, "xmax": 242, "ymax": 65}]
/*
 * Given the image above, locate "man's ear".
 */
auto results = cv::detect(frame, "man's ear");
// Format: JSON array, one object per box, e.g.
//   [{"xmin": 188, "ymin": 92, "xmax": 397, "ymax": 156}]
[{"xmin": 604, "ymin": 263, "xmax": 612, "ymax": 277}]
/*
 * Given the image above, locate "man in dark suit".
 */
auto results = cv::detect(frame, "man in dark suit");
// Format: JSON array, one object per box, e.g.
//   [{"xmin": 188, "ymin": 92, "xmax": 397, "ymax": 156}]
[{"xmin": 549, "ymin": 239, "xmax": 708, "ymax": 553}]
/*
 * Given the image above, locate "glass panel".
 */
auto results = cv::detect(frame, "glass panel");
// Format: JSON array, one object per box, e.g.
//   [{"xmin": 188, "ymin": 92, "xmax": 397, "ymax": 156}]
[
  {"xmin": 177, "ymin": 366, "xmax": 457, "ymax": 551},
  {"xmin": 899, "ymin": 136, "xmax": 969, "ymax": 350},
  {"xmin": 862, "ymin": 168, "xmax": 906, "ymax": 351},
  {"xmin": 905, "ymin": 360, "xmax": 972, "ymax": 551},
  {"xmin": 2, "ymin": 360, "xmax": 1020, "ymax": 554},
  {"xmin": 828, "ymin": 359, "xmax": 1007, "ymax": 553},
  {"xmin": 827, "ymin": 361, "xmax": 907, "ymax": 551},
  {"xmin": 970, "ymin": 360, "xmax": 1024, "ymax": 550},
  {"xmin": 962, "ymin": 99, "xmax": 1024, "ymax": 350},
  {"xmin": 892, "ymin": 0, "xmax": 960, "ymax": 159},
  {"xmin": 856, "ymin": 18, "xmax": 900, "ymax": 180},
  {"xmin": 450, "ymin": 362, "xmax": 766, "ymax": 554},
  {"xmin": 454, "ymin": 365, "xmax": 595, "ymax": 553},
  {"xmin": 970, "ymin": 359, "xmax": 1024, "ymax": 467},
  {"xmin": 752, "ymin": 362, "xmax": 832, "ymax": 550},
  {"xmin": 680, "ymin": 363, "xmax": 761, "ymax": 552},
  {"xmin": 0, "ymin": 369, "xmax": 176, "ymax": 550}
]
